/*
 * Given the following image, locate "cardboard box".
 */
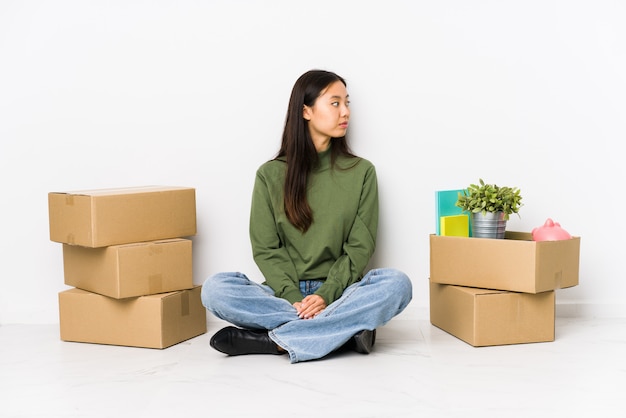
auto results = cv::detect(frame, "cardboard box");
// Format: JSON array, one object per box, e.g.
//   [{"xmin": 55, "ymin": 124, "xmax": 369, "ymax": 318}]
[
  {"xmin": 49, "ymin": 186, "xmax": 196, "ymax": 247},
  {"xmin": 429, "ymin": 281, "xmax": 555, "ymax": 346},
  {"xmin": 63, "ymin": 238, "xmax": 193, "ymax": 299},
  {"xmin": 59, "ymin": 286, "xmax": 207, "ymax": 349},
  {"xmin": 430, "ymin": 231, "xmax": 580, "ymax": 293}
]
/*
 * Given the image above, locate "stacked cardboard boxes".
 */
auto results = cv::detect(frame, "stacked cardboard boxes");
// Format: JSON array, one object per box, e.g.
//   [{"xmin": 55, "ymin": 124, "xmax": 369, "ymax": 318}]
[
  {"xmin": 48, "ymin": 186, "xmax": 207, "ymax": 349},
  {"xmin": 429, "ymin": 231, "xmax": 581, "ymax": 346}
]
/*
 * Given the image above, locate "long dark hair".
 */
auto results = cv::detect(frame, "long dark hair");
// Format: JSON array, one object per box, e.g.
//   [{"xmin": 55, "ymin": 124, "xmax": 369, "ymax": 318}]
[{"xmin": 276, "ymin": 69, "xmax": 356, "ymax": 233}]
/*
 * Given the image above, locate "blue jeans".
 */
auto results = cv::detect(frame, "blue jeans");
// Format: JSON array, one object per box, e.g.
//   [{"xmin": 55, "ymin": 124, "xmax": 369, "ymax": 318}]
[{"xmin": 201, "ymin": 268, "xmax": 412, "ymax": 363}]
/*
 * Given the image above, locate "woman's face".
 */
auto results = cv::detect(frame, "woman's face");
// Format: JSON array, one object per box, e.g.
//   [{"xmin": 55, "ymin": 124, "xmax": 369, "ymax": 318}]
[{"xmin": 303, "ymin": 80, "xmax": 350, "ymax": 151}]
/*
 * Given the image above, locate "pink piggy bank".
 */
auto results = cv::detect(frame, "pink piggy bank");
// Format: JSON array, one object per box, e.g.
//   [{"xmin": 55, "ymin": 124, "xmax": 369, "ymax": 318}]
[{"xmin": 532, "ymin": 218, "xmax": 572, "ymax": 241}]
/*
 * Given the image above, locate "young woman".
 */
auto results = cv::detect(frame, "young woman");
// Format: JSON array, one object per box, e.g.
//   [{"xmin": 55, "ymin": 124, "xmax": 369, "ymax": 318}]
[{"xmin": 201, "ymin": 69, "xmax": 412, "ymax": 364}]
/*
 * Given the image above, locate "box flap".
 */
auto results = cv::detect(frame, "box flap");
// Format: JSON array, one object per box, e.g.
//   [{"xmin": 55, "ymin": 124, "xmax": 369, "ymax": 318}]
[
  {"xmin": 52, "ymin": 185, "xmax": 193, "ymax": 197},
  {"xmin": 450, "ymin": 285, "xmax": 508, "ymax": 297}
]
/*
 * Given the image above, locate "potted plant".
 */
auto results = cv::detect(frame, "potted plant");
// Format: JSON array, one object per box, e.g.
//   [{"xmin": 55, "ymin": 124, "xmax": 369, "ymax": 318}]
[{"xmin": 455, "ymin": 179, "xmax": 523, "ymax": 239}]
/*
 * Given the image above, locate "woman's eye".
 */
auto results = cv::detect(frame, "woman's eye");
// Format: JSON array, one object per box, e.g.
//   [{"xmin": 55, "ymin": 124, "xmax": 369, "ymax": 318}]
[{"xmin": 331, "ymin": 102, "xmax": 339, "ymax": 107}]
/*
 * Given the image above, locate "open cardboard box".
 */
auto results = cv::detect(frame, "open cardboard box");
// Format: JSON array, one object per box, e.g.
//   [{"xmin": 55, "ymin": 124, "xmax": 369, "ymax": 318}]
[{"xmin": 430, "ymin": 231, "xmax": 580, "ymax": 293}]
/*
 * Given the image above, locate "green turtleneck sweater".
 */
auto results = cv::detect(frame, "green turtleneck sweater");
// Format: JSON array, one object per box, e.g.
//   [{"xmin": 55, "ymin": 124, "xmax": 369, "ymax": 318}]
[{"xmin": 249, "ymin": 148, "xmax": 378, "ymax": 306}]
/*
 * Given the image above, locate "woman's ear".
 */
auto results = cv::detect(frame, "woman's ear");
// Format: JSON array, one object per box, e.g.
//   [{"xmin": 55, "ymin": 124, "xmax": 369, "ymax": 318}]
[{"xmin": 302, "ymin": 105, "xmax": 311, "ymax": 121}]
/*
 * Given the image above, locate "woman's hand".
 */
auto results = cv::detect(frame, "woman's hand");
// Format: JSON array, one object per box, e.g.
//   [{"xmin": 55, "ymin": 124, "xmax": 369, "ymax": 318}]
[{"xmin": 293, "ymin": 294, "xmax": 326, "ymax": 319}]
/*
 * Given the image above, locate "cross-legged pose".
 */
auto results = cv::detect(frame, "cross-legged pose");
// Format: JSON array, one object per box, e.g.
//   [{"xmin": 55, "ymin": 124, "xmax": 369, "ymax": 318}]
[{"xmin": 202, "ymin": 69, "xmax": 412, "ymax": 364}]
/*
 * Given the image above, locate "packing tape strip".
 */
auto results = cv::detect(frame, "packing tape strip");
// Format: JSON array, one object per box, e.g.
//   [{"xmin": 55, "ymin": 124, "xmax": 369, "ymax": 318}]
[
  {"xmin": 149, "ymin": 274, "xmax": 163, "ymax": 294},
  {"xmin": 149, "ymin": 243, "xmax": 163, "ymax": 255},
  {"xmin": 554, "ymin": 270, "xmax": 563, "ymax": 289},
  {"xmin": 181, "ymin": 290, "xmax": 190, "ymax": 316}
]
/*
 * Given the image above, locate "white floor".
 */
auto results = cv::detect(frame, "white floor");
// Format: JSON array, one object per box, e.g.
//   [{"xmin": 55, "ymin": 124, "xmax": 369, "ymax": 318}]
[{"xmin": 1, "ymin": 316, "xmax": 625, "ymax": 418}]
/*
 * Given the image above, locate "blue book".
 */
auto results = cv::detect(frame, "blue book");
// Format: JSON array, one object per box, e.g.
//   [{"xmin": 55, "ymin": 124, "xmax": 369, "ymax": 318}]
[{"xmin": 435, "ymin": 189, "xmax": 471, "ymax": 236}]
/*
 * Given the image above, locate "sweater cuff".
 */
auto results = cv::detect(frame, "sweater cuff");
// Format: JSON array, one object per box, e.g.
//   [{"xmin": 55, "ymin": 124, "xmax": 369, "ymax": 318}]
[{"xmin": 314, "ymin": 288, "xmax": 335, "ymax": 306}]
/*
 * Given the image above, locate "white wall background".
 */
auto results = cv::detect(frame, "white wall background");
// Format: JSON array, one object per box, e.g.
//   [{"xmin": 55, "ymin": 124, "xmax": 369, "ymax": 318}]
[{"xmin": 1, "ymin": 0, "xmax": 624, "ymax": 325}]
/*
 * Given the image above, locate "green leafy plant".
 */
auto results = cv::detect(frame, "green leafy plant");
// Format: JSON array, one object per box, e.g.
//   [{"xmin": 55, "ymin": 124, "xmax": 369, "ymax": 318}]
[{"xmin": 455, "ymin": 179, "xmax": 523, "ymax": 220}]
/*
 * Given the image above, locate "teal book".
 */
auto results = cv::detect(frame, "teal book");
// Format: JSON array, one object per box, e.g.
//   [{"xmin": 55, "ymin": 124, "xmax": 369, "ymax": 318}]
[{"xmin": 435, "ymin": 189, "xmax": 471, "ymax": 236}]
